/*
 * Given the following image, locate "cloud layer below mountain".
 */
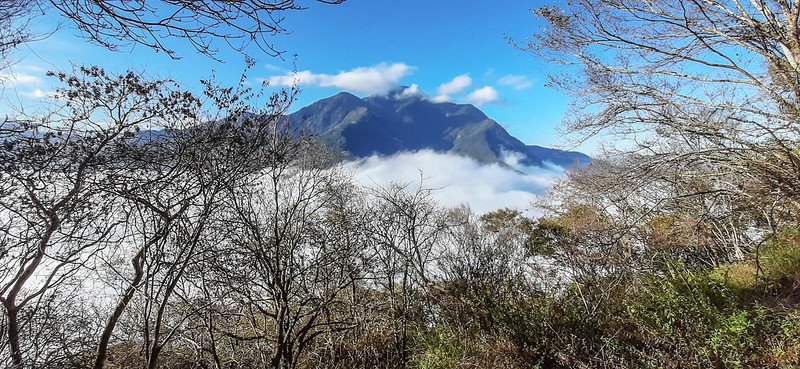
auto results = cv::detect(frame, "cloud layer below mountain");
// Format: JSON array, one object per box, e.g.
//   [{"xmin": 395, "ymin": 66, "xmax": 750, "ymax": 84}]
[{"xmin": 344, "ymin": 150, "xmax": 564, "ymax": 214}]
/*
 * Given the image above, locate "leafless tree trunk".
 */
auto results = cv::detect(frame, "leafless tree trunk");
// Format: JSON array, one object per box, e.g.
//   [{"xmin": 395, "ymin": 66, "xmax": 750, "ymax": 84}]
[
  {"xmin": 524, "ymin": 0, "xmax": 800, "ymax": 255},
  {"xmin": 366, "ymin": 179, "xmax": 449, "ymax": 366},
  {"xmin": 185, "ymin": 122, "xmax": 371, "ymax": 369},
  {"xmin": 0, "ymin": 66, "xmax": 177, "ymax": 368}
]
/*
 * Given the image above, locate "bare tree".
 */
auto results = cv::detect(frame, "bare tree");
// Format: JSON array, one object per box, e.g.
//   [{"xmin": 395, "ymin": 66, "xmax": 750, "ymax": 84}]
[
  {"xmin": 526, "ymin": 0, "xmax": 800, "ymax": 220},
  {"xmin": 0, "ymin": 1, "xmax": 37, "ymax": 69},
  {"xmin": 200, "ymin": 131, "xmax": 369, "ymax": 369},
  {"xmin": 538, "ymin": 156, "xmax": 747, "ymax": 267},
  {"xmin": 442, "ymin": 207, "xmax": 533, "ymax": 298},
  {"xmin": 0, "ymin": 0, "xmax": 344, "ymax": 61},
  {"xmin": 519, "ymin": 0, "xmax": 800, "ymax": 271},
  {"xmin": 0, "ymin": 66, "xmax": 180, "ymax": 368},
  {"xmin": 365, "ymin": 180, "xmax": 449, "ymax": 366},
  {"xmin": 0, "ymin": 63, "xmax": 304, "ymax": 368},
  {"xmin": 86, "ymin": 69, "xmax": 299, "ymax": 369}
]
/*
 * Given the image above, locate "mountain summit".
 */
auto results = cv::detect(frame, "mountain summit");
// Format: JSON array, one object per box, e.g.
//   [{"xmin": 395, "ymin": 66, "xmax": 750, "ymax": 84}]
[{"xmin": 286, "ymin": 87, "xmax": 590, "ymax": 168}]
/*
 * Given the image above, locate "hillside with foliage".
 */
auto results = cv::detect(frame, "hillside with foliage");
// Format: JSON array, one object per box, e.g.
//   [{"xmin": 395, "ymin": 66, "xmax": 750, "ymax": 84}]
[
  {"xmin": 2, "ymin": 1, "xmax": 800, "ymax": 368},
  {"xmin": 1, "ymin": 66, "xmax": 798, "ymax": 369}
]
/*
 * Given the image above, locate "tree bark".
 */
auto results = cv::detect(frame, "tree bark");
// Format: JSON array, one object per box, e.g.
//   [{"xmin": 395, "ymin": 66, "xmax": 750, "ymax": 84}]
[
  {"xmin": 92, "ymin": 245, "xmax": 147, "ymax": 369},
  {"xmin": 4, "ymin": 304, "xmax": 22, "ymax": 368}
]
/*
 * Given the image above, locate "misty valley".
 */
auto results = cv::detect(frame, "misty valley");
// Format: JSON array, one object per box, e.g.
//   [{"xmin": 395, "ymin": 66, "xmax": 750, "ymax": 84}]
[{"xmin": 2, "ymin": 1, "xmax": 800, "ymax": 369}]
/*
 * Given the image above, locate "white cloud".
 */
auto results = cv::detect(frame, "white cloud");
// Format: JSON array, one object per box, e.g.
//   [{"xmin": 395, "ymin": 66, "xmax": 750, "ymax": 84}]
[
  {"xmin": 498, "ymin": 74, "xmax": 534, "ymax": 90},
  {"xmin": 345, "ymin": 150, "xmax": 565, "ymax": 214},
  {"xmin": 266, "ymin": 63, "xmax": 414, "ymax": 95},
  {"xmin": 499, "ymin": 149, "xmax": 528, "ymax": 169},
  {"xmin": 465, "ymin": 86, "xmax": 499, "ymax": 106},
  {"xmin": 0, "ymin": 72, "xmax": 42, "ymax": 86},
  {"xmin": 19, "ymin": 88, "xmax": 54, "ymax": 99},
  {"xmin": 270, "ymin": 70, "xmax": 319, "ymax": 86},
  {"xmin": 437, "ymin": 74, "xmax": 472, "ymax": 96},
  {"xmin": 430, "ymin": 94, "xmax": 451, "ymax": 103},
  {"xmin": 20, "ymin": 65, "xmax": 44, "ymax": 72},
  {"xmin": 433, "ymin": 74, "xmax": 473, "ymax": 102},
  {"xmin": 395, "ymin": 84, "xmax": 423, "ymax": 99},
  {"xmin": 0, "ymin": 70, "xmax": 51, "ymax": 99}
]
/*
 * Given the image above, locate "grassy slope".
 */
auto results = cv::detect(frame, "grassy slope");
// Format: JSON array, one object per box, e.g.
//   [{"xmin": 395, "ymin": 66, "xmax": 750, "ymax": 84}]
[{"xmin": 410, "ymin": 229, "xmax": 800, "ymax": 369}]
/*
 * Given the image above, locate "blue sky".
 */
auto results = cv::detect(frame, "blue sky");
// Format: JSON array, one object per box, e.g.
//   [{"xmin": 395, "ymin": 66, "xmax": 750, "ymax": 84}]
[{"xmin": 1, "ymin": 0, "xmax": 584, "ymax": 151}]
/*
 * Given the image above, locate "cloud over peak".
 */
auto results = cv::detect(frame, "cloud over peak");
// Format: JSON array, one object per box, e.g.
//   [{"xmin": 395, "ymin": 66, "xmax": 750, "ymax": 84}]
[
  {"xmin": 437, "ymin": 74, "xmax": 472, "ymax": 95},
  {"xmin": 395, "ymin": 84, "xmax": 423, "ymax": 99},
  {"xmin": 465, "ymin": 86, "xmax": 499, "ymax": 106},
  {"xmin": 267, "ymin": 65, "xmax": 505, "ymax": 107},
  {"xmin": 434, "ymin": 74, "xmax": 472, "ymax": 102},
  {"xmin": 267, "ymin": 62, "xmax": 414, "ymax": 95}
]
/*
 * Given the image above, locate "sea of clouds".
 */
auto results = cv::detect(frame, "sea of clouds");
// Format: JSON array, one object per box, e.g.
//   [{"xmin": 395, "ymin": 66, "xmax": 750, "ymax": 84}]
[{"xmin": 344, "ymin": 150, "xmax": 565, "ymax": 214}]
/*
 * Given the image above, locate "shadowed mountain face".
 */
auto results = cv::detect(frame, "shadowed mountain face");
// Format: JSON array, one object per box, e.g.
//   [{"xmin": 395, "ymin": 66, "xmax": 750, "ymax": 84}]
[{"xmin": 286, "ymin": 87, "xmax": 591, "ymax": 168}]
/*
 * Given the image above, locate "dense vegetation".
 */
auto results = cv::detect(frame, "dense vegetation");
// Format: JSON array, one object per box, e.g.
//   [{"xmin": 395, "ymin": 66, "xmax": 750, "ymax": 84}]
[
  {"xmin": 1, "ymin": 66, "xmax": 798, "ymax": 369},
  {"xmin": 2, "ymin": 0, "xmax": 800, "ymax": 368}
]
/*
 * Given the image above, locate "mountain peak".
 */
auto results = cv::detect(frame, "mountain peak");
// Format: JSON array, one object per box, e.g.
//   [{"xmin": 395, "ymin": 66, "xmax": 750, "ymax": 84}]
[
  {"xmin": 374, "ymin": 85, "xmax": 424, "ymax": 101},
  {"xmin": 327, "ymin": 91, "xmax": 362, "ymax": 102},
  {"xmin": 287, "ymin": 91, "xmax": 590, "ymax": 168},
  {"xmin": 386, "ymin": 85, "xmax": 411, "ymax": 95}
]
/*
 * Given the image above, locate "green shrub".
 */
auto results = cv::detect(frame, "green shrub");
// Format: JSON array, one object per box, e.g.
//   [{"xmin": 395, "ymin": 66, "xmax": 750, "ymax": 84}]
[
  {"xmin": 413, "ymin": 328, "xmax": 464, "ymax": 369},
  {"xmin": 623, "ymin": 262, "xmax": 800, "ymax": 368},
  {"xmin": 410, "ymin": 228, "xmax": 800, "ymax": 369}
]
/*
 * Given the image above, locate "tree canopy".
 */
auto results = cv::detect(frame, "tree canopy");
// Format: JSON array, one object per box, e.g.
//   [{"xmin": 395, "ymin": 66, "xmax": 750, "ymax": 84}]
[{"xmin": 1, "ymin": 0, "xmax": 345, "ymax": 62}]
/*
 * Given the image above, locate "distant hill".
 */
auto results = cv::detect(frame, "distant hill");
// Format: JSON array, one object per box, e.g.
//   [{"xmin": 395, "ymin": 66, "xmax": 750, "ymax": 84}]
[{"xmin": 286, "ymin": 87, "xmax": 590, "ymax": 168}]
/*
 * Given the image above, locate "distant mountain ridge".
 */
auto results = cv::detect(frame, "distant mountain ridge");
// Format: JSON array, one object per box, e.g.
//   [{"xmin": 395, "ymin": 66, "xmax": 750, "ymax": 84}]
[{"xmin": 286, "ymin": 87, "xmax": 591, "ymax": 168}]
